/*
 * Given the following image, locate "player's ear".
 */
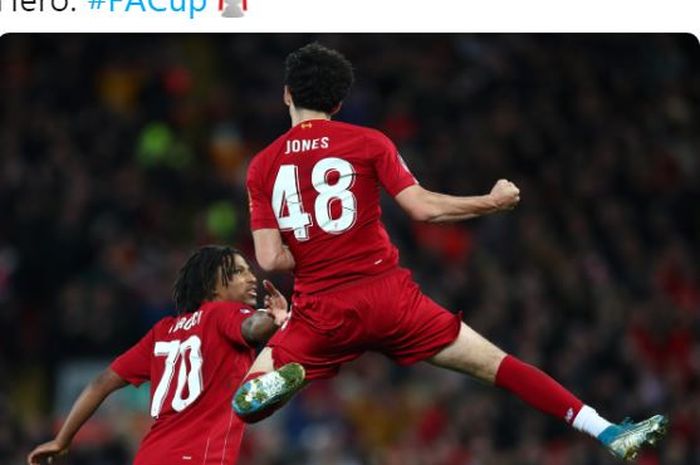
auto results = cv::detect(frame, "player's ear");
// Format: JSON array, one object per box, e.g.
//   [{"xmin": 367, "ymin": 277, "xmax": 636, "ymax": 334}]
[{"xmin": 283, "ymin": 86, "xmax": 293, "ymax": 107}]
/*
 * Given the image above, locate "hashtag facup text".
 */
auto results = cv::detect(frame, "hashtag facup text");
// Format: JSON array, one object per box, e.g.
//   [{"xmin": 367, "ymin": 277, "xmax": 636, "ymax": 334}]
[{"xmin": 90, "ymin": 0, "xmax": 206, "ymax": 18}]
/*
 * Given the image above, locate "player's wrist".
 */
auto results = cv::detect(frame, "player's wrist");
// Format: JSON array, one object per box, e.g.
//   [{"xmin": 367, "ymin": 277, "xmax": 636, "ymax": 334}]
[
  {"xmin": 271, "ymin": 311, "xmax": 288, "ymax": 327},
  {"xmin": 53, "ymin": 436, "xmax": 70, "ymax": 450},
  {"xmin": 259, "ymin": 308, "xmax": 287, "ymax": 327},
  {"xmin": 485, "ymin": 193, "xmax": 503, "ymax": 211}
]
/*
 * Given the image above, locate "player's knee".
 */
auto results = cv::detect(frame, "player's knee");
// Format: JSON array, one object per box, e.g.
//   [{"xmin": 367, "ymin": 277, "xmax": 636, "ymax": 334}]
[{"xmin": 429, "ymin": 323, "xmax": 506, "ymax": 382}]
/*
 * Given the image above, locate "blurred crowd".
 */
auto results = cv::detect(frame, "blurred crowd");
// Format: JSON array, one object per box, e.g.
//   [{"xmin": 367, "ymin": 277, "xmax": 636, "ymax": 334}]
[{"xmin": 1, "ymin": 34, "xmax": 699, "ymax": 465}]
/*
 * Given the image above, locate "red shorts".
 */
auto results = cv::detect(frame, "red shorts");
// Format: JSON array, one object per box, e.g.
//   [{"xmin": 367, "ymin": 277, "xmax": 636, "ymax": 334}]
[{"xmin": 268, "ymin": 268, "xmax": 462, "ymax": 380}]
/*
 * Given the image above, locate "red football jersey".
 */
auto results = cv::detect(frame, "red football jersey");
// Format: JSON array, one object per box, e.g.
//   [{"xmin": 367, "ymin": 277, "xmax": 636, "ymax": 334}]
[
  {"xmin": 110, "ymin": 301, "xmax": 256, "ymax": 465},
  {"xmin": 247, "ymin": 119, "xmax": 417, "ymax": 294}
]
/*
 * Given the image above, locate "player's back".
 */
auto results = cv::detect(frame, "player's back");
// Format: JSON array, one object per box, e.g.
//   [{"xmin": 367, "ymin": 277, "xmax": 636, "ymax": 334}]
[
  {"xmin": 247, "ymin": 119, "xmax": 417, "ymax": 294},
  {"xmin": 111, "ymin": 301, "xmax": 255, "ymax": 465}
]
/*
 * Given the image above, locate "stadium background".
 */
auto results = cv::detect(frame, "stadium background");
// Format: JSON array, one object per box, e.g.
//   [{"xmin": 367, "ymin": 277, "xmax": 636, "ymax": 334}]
[{"xmin": 1, "ymin": 34, "xmax": 699, "ymax": 464}]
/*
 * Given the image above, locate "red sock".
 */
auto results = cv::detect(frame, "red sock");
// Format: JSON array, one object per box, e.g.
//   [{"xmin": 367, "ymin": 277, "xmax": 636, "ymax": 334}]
[{"xmin": 495, "ymin": 355, "xmax": 583, "ymax": 424}]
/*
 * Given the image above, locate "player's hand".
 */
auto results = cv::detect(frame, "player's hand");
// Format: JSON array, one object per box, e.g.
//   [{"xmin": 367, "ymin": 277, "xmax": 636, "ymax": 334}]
[
  {"xmin": 489, "ymin": 179, "xmax": 520, "ymax": 210},
  {"xmin": 27, "ymin": 440, "xmax": 68, "ymax": 465},
  {"xmin": 262, "ymin": 280, "xmax": 289, "ymax": 327}
]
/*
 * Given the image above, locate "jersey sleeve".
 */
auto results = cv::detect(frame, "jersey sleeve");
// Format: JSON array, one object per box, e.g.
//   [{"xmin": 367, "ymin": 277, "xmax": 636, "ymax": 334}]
[
  {"xmin": 370, "ymin": 133, "xmax": 418, "ymax": 197},
  {"xmin": 110, "ymin": 328, "xmax": 155, "ymax": 387},
  {"xmin": 247, "ymin": 155, "xmax": 279, "ymax": 231},
  {"xmin": 215, "ymin": 302, "xmax": 257, "ymax": 348}
]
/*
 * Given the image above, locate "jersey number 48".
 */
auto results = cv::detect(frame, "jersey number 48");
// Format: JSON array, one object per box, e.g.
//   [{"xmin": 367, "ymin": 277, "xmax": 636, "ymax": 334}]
[{"xmin": 272, "ymin": 157, "xmax": 357, "ymax": 241}]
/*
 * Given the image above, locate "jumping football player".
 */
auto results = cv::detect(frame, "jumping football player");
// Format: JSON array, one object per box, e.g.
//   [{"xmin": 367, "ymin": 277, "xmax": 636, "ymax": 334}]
[
  {"xmin": 28, "ymin": 245, "xmax": 288, "ymax": 465},
  {"xmin": 234, "ymin": 43, "xmax": 667, "ymax": 461}
]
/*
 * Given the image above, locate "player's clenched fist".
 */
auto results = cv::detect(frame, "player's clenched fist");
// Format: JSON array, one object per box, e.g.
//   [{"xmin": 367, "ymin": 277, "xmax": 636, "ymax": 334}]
[{"xmin": 489, "ymin": 179, "xmax": 520, "ymax": 210}]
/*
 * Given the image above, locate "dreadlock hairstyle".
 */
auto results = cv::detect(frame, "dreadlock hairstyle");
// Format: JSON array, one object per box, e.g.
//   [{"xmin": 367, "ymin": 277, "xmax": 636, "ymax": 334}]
[
  {"xmin": 285, "ymin": 42, "xmax": 354, "ymax": 114},
  {"xmin": 172, "ymin": 245, "xmax": 242, "ymax": 315}
]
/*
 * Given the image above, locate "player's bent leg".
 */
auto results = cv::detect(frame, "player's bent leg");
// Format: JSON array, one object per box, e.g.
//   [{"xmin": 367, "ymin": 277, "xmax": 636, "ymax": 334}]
[
  {"xmin": 430, "ymin": 322, "xmax": 587, "ymax": 423},
  {"xmin": 245, "ymin": 346, "xmax": 276, "ymax": 379},
  {"xmin": 232, "ymin": 348, "xmax": 307, "ymax": 423},
  {"xmin": 428, "ymin": 321, "xmax": 506, "ymax": 383},
  {"xmin": 428, "ymin": 322, "xmax": 668, "ymax": 460}
]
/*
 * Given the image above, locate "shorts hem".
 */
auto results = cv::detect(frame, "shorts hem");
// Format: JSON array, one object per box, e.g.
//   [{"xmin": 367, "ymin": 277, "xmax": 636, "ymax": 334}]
[{"xmin": 392, "ymin": 310, "xmax": 463, "ymax": 366}]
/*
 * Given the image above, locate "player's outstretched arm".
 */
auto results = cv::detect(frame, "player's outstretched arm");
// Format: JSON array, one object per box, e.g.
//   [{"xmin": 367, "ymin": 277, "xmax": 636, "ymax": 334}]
[
  {"xmin": 27, "ymin": 368, "xmax": 127, "ymax": 465},
  {"xmin": 395, "ymin": 179, "xmax": 520, "ymax": 223},
  {"xmin": 252, "ymin": 229, "xmax": 296, "ymax": 272},
  {"xmin": 241, "ymin": 280, "xmax": 289, "ymax": 345}
]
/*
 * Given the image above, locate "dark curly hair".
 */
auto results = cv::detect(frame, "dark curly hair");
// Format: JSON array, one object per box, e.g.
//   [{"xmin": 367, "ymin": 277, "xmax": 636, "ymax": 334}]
[
  {"xmin": 172, "ymin": 245, "xmax": 243, "ymax": 315},
  {"xmin": 285, "ymin": 42, "xmax": 354, "ymax": 114}
]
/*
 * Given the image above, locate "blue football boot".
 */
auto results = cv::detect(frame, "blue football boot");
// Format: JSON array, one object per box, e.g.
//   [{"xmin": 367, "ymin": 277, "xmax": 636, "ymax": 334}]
[{"xmin": 598, "ymin": 415, "xmax": 668, "ymax": 461}]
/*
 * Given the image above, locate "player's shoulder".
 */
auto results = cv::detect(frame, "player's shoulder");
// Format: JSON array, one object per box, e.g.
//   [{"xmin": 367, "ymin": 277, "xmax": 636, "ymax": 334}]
[
  {"xmin": 330, "ymin": 120, "xmax": 383, "ymax": 137},
  {"xmin": 148, "ymin": 315, "xmax": 177, "ymax": 337},
  {"xmin": 334, "ymin": 121, "xmax": 393, "ymax": 147},
  {"xmin": 247, "ymin": 130, "xmax": 297, "ymax": 185},
  {"xmin": 202, "ymin": 300, "xmax": 256, "ymax": 318},
  {"xmin": 250, "ymin": 130, "xmax": 292, "ymax": 166}
]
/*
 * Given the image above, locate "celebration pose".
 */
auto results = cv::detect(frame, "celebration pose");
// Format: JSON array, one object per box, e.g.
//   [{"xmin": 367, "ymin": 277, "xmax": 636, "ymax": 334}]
[
  {"xmin": 234, "ymin": 43, "xmax": 667, "ymax": 461},
  {"xmin": 29, "ymin": 246, "xmax": 288, "ymax": 465}
]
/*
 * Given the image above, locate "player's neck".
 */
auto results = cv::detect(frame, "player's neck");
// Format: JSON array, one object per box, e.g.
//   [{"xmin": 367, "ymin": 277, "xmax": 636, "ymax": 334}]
[{"xmin": 290, "ymin": 108, "xmax": 331, "ymax": 127}]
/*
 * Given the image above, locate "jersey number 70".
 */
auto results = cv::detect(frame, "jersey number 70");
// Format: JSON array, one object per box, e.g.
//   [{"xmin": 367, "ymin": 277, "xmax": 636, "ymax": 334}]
[
  {"xmin": 151, "ymin": 335, "xmax": 203, "ymax": 418},
  {"xmin": 272, "ymin": 157, "xmax": 357, "ymax": 241}
]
